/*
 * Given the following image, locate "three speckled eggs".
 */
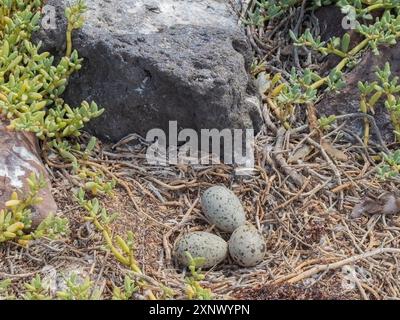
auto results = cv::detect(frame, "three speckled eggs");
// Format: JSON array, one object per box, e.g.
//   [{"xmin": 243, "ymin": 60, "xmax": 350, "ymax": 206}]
[{"xmin": 174, "ymin": 185, "xmax": 266, "ymax": 268}]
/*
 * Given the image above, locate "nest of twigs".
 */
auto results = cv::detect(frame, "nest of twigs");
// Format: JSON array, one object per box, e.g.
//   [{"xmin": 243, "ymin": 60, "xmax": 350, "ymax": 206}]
[{"xmin": 2, "ymin": 121, "xmax": 400, "ymax": 299}]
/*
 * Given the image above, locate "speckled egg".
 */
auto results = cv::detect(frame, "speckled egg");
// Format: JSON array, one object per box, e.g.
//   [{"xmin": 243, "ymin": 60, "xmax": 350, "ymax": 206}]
[
  {"xmin": 174, "ymin": 232, "xmax": 228, "ymax": 268},
  {"xmin": 201, "ymin": 186, "xmax": 246, "ymax": 233},
  {"xmin": 228, "ymin": 224, "xmax": 266, "ymax": 267}
]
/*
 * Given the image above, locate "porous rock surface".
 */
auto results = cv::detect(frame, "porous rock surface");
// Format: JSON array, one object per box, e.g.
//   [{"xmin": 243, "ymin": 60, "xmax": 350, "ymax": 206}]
[{"xmin": 35, "ymin": 0, "xmax": 263, "ymax": 142}]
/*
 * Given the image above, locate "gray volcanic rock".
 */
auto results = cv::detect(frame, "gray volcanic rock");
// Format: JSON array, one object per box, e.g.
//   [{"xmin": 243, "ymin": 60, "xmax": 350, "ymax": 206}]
[{"xmin": 35, "ymin": 0, "xmax": 262, "ymax": 142}]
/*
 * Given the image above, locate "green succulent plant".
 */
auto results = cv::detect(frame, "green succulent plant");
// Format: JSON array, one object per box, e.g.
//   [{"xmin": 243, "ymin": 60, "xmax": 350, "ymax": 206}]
[
  {"xmin": 0, "ymin": 0, "xmax": 177, "ymax": 301},
  {"xmin": 0, "ymin": 172, "xmax": 69, "ymax": 245},
  {"xmin": 65, "ymin": 0, "xmax": 87, "ymax": 57},
  {"xmin": 23, "ymin": 274, "xmax": 52, "ymax": 300},
  {"xmin": 358, "ymin": 63, "xmax": 400, "ymax": 143},
  {"xmin": 243, "ymin": 0, "xmax": 333, "ymax": 26},
  {"xmin": 0, "ymin": 279, "xmax": 15, "ymax": 300},
  {"xmin": 184, "ymin": 252, "xmax": 213, "ymax": 300},
  {"xmin": 0, "ymin": 0, "xmax": 103, "ymax": 152},
  {"xmin": 75, "ymin": 188, "xmax": 170, "ymax": 300},
  {"xmin": 378, "ymin": 149, "xmax": 400, "ymax": 179},
  {"xmin": 112, "ymin": 276, "xmax": 139, "ymax": 300},
  {"xmin": 57, "ymin": 273, "xmax": 101, "ymax": 300},
  {"xmin": 293, "ymin": 2, "xmax": 400, "ymax": 89},
  {"xmin": 318, "ymin": 115, "xmax": 337, "ymax": 131}
]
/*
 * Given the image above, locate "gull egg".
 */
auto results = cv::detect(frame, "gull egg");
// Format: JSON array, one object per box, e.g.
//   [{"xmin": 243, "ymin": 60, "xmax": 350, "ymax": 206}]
[
  {"xmin": 228, "ymin": 224, "xmax": 266, "ymax": 267},
  {"xmin": 174, "ymin": 231, "xmax": 228, "ymax": 269},
  {"xmin": 201, "ymin": 186, "xmax": 246, "ymax": 233}
]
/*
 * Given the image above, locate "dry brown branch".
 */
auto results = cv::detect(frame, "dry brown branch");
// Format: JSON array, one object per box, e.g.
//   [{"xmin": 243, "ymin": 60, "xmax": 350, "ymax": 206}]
[{"xmin": 287, "ymin": 248, "xmax": 400, "ymax": 284}]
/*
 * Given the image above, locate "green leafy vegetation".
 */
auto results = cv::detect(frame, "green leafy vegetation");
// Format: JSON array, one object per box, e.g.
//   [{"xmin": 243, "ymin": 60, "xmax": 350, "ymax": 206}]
[
  {"xmin": 253, "ymin": 1, "xmax": 400, "ymax": 125},
  {"xmin": 65, "ymin": 0, "xmax": 86, "ymax": 57},
  {"xmin": 9, "ymin": 0, "xmax": 400, "ymax": 301},
  {"xmin": 1, "ymin": 0, "xmax": 208, "ymax": 300},
  {"xmin": 0, "ymin": 279, "xmax": 14, "ymax": 300},
  {"xmin": 0, "ymin": 173, "xmax": 69, "ymax": 245},
  {"xmin": 57, "ymin": 273, "xmax": 102, "ymax": 300},
  {"xmin": 184, "ymin": 252, "xmax": 212, "ymax": 300},
  {"xmin": 77, "ymin": 167, "xmax": 117, "ymax": 196},
  {"xmin": 378, "ymin": 149, "xmax": 400, "ymax": 179},
  {"xmin": 112, "ymin": 276, "xmax": 138, "ymax": 300},
  {"xmin": 243, "ymin": 0, "xmax": 333, "ymax": 26},
  {"xmin": 21, "ymin": 273, "xmax": 101, "ymax": 300},
  {"xmin": 244, "ymin": 0, "xmax": 299, "ymax": 26},
  {"xmin": 22, "ymin": 274, "xmax": 51, "ymax": 300},
  {"xmin": 250, "ymin": 0, "xmax": 400, "ymax": 180},
  {"xmin": 0, "ymin": 0, "xmax": 103, "ymax": 159},
  {"xmin": 318, "ymin": 115, "xmax": 337, "ymax": 131},
  {"xmin": 358, "ymin": 63, "xmax": 400, "ymax": 143},
  {"xmin": 75, "ymin": 188, "xmax": 175, "ymax": 300}
]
